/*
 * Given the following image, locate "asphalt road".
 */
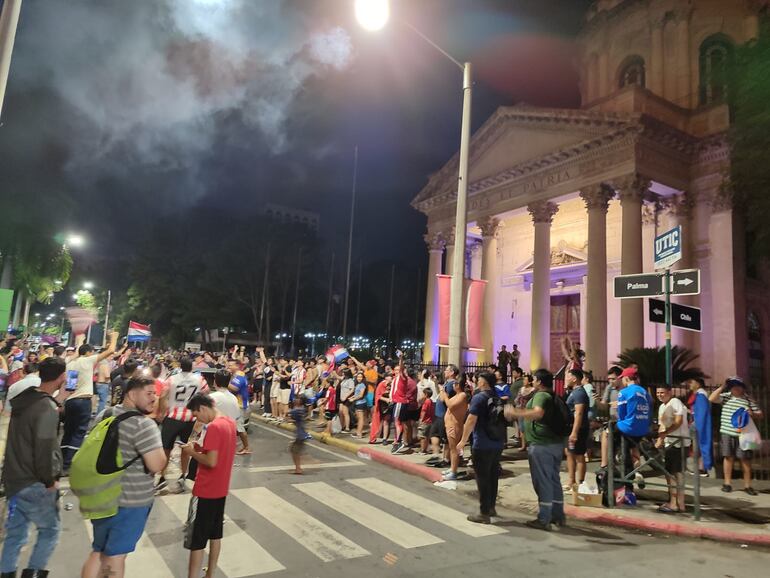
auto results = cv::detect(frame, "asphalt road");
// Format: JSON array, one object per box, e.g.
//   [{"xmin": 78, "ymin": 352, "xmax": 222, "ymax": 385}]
[{"xmin": 42, "ymin": 422, "xmax": 770, "ymax": 577}]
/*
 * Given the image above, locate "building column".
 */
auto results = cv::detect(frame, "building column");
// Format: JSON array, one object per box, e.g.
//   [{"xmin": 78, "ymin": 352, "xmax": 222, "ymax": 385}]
[
  {"xmin": 422, "ymin": 232, "xmax": 445, "ymax": 363},
  {"xmin": 443, "ymin": 228, "xmax": 456, "ymax": 276},
  {"xmin": 642, "ymin": 199, "xmax": 663, "ymax": 347},
  {"xmin": 650, "ymin": 18, "xmax": 664, "ymax": 96},
  {"xmin": 580, "ymin": 185, "xmax": 614, "ymax": 375},
  {"xmin": 676, "ymin": 10, "xmax": 692, "ymax": 108},
  {"xmin": 528, "ymin": 201, "xmax": 558, "ymax": 371},
  {"xmin": 469, "ymin": 241, "xmax": 482, "ymax": 280},
  {"xmin": 709, "ymin": 187, "xmax": 748, "ymax": 380},
  {"xmin": 478, "ymin": 216, "xmax": 500, "ymax": 364},
  {"xmin": 664, "ymin": 192, "xmax": 696, "ymax": 351},
  {"xmin": 616, "ymin": 175, "xmax": 648, "ymax": 353}
]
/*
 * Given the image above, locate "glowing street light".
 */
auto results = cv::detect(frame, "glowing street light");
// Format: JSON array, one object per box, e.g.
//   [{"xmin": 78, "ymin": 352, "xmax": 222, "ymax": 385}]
[
  {"xmin": 357, "ymin": 1, "xmax": 472, "ymax": 366},
  {"xmin": 83, "ymin": 281, "xmax": 94, "ymax": 290},
  {"xmin": 66, "ymin": 234, "xmax": 85, "ymax": 248},
  {"xmin": 355, "ymin": 0, "xmax": 389, "ymax": 31}
]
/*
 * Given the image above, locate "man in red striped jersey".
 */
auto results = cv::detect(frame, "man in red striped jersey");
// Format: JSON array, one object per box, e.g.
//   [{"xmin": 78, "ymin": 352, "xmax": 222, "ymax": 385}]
[{"xmin": 156, "ymin": 357, "xmax": 208, "ymax": 493}]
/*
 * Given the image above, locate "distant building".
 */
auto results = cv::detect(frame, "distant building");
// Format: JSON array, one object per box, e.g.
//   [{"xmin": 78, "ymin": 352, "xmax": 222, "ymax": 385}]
[
  {"xmin": 261, "ymin": 203, "xmax": 320, "ymax": 233},
  {"xmin": 415, "ymin": 0, "xmax": 769, "ymax": 388}
]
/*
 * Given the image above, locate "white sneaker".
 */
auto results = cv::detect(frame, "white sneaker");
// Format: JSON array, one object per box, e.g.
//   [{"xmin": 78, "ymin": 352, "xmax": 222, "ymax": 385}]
[{"xmin": 175, "ymin": 477, "xmax": 186, "ymax": 494}]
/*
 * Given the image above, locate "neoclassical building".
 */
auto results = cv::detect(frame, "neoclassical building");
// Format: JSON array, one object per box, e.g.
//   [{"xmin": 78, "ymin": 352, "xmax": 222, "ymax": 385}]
[{"xmin": 415, "ymin": 0, "xmax": 770, "ymax": 385}]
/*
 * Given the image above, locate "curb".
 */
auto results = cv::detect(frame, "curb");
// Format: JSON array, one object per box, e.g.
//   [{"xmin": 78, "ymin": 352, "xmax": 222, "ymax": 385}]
[
  {"xmin": 255, "ymin": 416, "xmax": 770, "ymax": 546},
  {"xmin": 562, "ymin": 504, "xmax": 770, "ymax": 546},
  {"xmin": 255, "ymin": 415, "xmax": 442, "ymax": 483}
]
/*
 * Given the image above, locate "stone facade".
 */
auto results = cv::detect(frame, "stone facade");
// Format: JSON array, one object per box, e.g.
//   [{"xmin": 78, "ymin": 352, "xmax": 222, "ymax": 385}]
[{"xmin": 414, "ymin": 0, "xmax": 770, "ymax": 386}]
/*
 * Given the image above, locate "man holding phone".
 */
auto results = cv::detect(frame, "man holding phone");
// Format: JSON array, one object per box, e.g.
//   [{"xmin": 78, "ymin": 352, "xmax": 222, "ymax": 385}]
[{"xmin": 61, "ymin": 331, "xmax": 119, "ymax": 474}]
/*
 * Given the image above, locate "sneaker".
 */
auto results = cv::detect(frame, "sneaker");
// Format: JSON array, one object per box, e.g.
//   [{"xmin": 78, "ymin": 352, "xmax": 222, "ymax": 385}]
[
  {"xmin": 382, "ymin": 439, "xmax": 392, "ymax": 446},
  {"xmin": 525, "ymin": 519, "xmax": 552, "ymax": 532},
  {"xmin": 441, "ymin": 468, "xmax": 453, "ymax": 476},
  {"xmin": 390, "ymin": 442, "xmax": 402, "ymax": 454},
  {"xmin": 467, "ymin": 513, "xmax": 490, "ymax": 524},
  {"xmin": 154, "ymin": 477, "xmax": 168, "ymax": 492},
  {"xmin": 175, "ymin": 477, "xmax": 186, "ymax": 494},
  {"xmin": 699, "ymin": 469, "xmax": 709, "ymax": 478},
  {"xmin": 263, "ymin": 413, "xmax": 272, "ymax": 418},
  {"xmin": 634, "ymin": 473, "xmax": 646, "ymax": 490},
  {"xmin": 745, "ymin": 487, "xmax": 758, "ymax": 496},
  {"xmin": 489, "ymin": 508, "xmax": 498, "ymax": 518},
  {"xmin": 442, "ymin": 471, "xmax": 458, "ymax": 481},
  {"xmin": 350, "ymin": 434, "xmax": 363, "ymax": 439},
  {"xmin": 303, "ymin": 434, "xmax": 312, "ymax": 441},
  {"xmin": 721, "ymin": 484, "xmax": 733, "ymax": 493},
  {"xmin": 395, "ymin": 444, "xmax": 410, "ymax": 454},
  {"xmin": 425, "ymin": 455, "xmax": 441, "ymax": 464},
  {"xmin": 552, "ymin": 517, "xmax": 567, "ymax": 529}
]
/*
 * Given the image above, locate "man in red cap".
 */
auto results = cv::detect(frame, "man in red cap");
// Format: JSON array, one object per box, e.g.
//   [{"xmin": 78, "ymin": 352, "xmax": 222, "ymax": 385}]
[{"xmin": 599, "ymin": 367, "xmax": 652, "ymax": 481}]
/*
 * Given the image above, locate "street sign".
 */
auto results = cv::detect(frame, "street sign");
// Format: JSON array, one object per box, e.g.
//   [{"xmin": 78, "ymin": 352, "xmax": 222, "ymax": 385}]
[
  {"xmin": 649, "ymin": 298, "xmax": 702, "ymax": 332},
  {"xmin": 654, "ymin": 225, "xmax": 682, "ymax": 270},
  {"xmin": 670, "ymin": 269, "xmax": 701, "ymax": 296},
  {"xmin": 613, "ymin": 273, "xmax": 665, "ymax": 299}
]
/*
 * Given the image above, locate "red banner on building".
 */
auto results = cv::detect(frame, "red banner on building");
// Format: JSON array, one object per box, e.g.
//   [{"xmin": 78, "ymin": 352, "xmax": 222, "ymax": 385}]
[
  {"xmin": 437, "ymin": 274, "xmax": 451, "ymax": 347},
  {"xmin": 465, "ymin": 279, "xmax": 487, "ymax": 351}
]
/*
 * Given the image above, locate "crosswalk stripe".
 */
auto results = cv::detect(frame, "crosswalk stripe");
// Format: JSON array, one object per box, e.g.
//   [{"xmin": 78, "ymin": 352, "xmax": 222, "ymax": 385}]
[
  {"xmin": 232, "ymin": 488, "xmax": 369, "ymax": 562},
  {"xmin": 348, "ymin": 478, "xmax": 507, "ymax": 537},
  {"xmin": 161, "ymin": 493, "xmax": 286, "ymax": 577},
  {"xmin": 293, "ymin": 481, "xmax": 443, "ymax": 549},
  {"xmin": 81, "ymin": 517, "xmax": 176, "ymax": 576},
  {"xmin": 244, "ymin": 461, "xmax": 358, "ymax": 473}
]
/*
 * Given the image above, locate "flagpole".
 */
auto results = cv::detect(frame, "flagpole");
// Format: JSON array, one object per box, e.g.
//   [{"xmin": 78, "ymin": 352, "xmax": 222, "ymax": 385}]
[{"xmin": 342, "ymin": 146, "xmax": 358, "ymax": 340}]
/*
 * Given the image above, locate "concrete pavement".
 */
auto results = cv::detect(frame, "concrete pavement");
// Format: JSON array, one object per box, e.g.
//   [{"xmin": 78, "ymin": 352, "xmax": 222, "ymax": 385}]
[
  {"xmin": 257, "ymin": 414, "xmax": 770, "ymax": 547},
  {"xmin": 38, "ymin": 422, "xmax": 770, "ymax": 577}
]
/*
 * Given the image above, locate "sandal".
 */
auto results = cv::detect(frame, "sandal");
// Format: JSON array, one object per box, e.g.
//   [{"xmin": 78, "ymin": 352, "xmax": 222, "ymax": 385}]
[{"xmin": 657, "ymin": 504, "xmax": 676, "ymax": 514}]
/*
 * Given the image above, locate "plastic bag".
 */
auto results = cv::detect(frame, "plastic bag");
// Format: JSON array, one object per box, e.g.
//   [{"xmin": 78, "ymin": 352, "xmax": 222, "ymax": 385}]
[
  {"xmin": 331, "ymin": 415, "xmax": 342, "ymax": 434},
  {"xmin": 739, "ymin": 418, "xmax": 762, "ymax": 451}
]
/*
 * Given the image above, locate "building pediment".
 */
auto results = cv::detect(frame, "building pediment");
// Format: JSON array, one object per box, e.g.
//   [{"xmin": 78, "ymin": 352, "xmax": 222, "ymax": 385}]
[{"xmin": 412, "ymin": 106, "xmax": 639, "ymax": 212}]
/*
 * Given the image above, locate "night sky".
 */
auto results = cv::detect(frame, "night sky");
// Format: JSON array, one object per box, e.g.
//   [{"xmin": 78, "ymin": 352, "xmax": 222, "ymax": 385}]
[{"xmin": 0, "ymin": 0, "xmax": 591, "ymax": 335}]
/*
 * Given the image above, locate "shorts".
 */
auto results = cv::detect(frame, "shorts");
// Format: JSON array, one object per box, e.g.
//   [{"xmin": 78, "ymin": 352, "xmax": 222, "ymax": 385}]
[
  {"xmin": 92, "ymin": 505, "xmax": 152, "ymax": 556},
  {"xmin": 720, "ymin": 433, "xmax": 753, "ymax": 460},
  {"xmin": 290, "ymin": 439, "xmax": 306, "ymax": 455},
  {"xmin": 324, "ymin": 409, "xmax": 338, "ymax": 421},
  {"xmin": 270, "ymin": 382, "xmax": 280, "ymax": 399},
  {"xmin": 428, "ymin": 416, "xmax": 446, "ymax": 441},
  {"xmin": 664, "ymin": 446, "xmax": 685, "ymax": 475},
  {"xmin": 392, "ymin": 402, "xmax": 408, "ymax": 424},
  {"xmin": 235, "ymin": 415, "xmax": 246, "ymax": 434},
  {"xmin": 184, "ymin": 496, "xmax": 226, "ymax": 551},
  {"xmin": 279, "ymin": 389, "xmax": 291, "ymax": 405},
  {"xmin": 567, "ymin": 430, "xmax": 589, "ymax": 455},
  {"xmin": 240, "ymin": 407, "xmax": 250, "ymax": 430},
  {"xmin": 418, "ymin": 423, "xmax": 431, "ymax": 439},
  {"xmin": 406, "ymin": 408, "xmax": 420, "ymax": 422},
  {"xmin": 354, "ymin": 403, "xmax": 367, "ymax": 412},
  {"xmin": 161, "ymin": 418, "xmax": 195, "ymax": 450}
]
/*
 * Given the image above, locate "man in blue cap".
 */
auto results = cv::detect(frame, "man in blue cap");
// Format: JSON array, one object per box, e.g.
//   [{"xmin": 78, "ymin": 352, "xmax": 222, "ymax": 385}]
[{"xmin": 709, "ymin": 377, "xmax": 764, "ymax": 495}]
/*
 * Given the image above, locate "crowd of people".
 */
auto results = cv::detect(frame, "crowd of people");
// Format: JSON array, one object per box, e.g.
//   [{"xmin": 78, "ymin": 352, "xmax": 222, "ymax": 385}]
[{"xmin": 0, "ymin": 330, "xmax": 766, "ymax": 576}]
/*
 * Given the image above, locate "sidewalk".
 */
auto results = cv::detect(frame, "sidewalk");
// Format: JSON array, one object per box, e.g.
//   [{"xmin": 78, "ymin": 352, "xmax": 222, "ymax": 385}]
[{"xmin": 257, "ymin": 414, "xmax": 770, "ymax": 546}]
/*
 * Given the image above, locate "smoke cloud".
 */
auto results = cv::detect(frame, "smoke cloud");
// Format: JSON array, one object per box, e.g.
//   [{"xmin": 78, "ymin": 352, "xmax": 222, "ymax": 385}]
[{"xmin": 11, "ymin": 0, "xmax": 352, "ymax": 193}]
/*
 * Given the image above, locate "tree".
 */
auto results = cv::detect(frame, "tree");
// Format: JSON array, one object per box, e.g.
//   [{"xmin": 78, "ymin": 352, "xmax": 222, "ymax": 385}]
[
  {"xmin": 729, "ymin": 20, "xmax": 770, "ymax": 261},
  {"xmin": 615, "ymin": 346, "xmax": 705, "ymax": 388}
]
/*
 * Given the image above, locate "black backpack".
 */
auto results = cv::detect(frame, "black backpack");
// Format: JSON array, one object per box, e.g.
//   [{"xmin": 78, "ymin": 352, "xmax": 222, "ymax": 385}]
[
  {"xmin": 544, "ymin": 392, "xmax": 572, "ymax": 438},
  {"xmin": 484, "ymin": 392, "xmax": 509, "ymax": 441}
]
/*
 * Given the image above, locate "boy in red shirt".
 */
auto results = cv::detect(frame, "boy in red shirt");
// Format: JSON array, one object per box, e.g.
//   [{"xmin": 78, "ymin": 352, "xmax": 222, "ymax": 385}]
[
  {"xmin": 181, "ymin": 393, "xmax": 237, "ymax": 578},
  {"xmin": 418, "ymin": 387, "xmax": 435, "ymax": 454}
]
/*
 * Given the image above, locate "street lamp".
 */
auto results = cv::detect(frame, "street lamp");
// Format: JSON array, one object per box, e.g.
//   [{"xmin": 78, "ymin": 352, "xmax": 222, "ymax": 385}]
[
  {"xmin": 357, "ymin": 0, "xmax": 472, "ymax": 366},
  {"xmin": 83, "ymin": 281, "xmax": 94, "ymax": 290},
  {"xmin": 65, "ymin": 234, "xmax": 85, "ymax": 248},
  {"xmin": 355, "ymin": 0, "xmax": 389, "ymax": 31}
]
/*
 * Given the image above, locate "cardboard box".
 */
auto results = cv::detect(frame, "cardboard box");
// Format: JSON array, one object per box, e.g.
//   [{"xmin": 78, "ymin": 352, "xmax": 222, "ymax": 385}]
[{"xmin": 571, "ymin": 491, "xmax": 603, "ymax": 508}]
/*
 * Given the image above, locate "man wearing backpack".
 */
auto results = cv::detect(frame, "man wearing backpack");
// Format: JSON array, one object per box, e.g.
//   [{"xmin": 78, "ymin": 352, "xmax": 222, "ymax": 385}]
[
  {"xmin": 81, "ymin": 377, "xmax": 167, "ymax": 578},
  {"xmin": 505, "ymin": 368, "xmax": 566, "ymax": 531},
  {"xmin": 1, "ymin": 357, "xmax": 68, "ymax": 578},
  {"xmin": 457, "ymin": 372, "xmax": 505, "ymax": 524}
]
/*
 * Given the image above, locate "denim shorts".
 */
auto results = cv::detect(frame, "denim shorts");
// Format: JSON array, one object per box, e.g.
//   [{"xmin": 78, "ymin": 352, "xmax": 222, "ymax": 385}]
[{"xmin": 92, "ymin": 505, "xmax": 152, "ymax": 556}]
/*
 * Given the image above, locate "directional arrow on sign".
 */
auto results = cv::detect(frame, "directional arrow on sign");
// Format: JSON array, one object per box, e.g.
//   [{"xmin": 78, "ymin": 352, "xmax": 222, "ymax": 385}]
[
  {"xmin": 670, "ymin": 269, "xmax": 701, "ymax": 296},
  {"xmin": 648, "ymin": 298, "xmax": 702, "ymax": 332}
]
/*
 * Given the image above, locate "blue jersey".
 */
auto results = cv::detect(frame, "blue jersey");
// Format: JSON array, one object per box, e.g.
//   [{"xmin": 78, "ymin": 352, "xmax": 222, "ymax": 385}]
[
  {"xmin": 230, "ymin": 371, "xmax": 250, "ymax": 409},
  {"xmin": 494, "ymin": 383, "xmax": 511, "ymax": 400},
  {"xmin": 617, "ymin": 383, "xmax": 652, "ymax": 437}
]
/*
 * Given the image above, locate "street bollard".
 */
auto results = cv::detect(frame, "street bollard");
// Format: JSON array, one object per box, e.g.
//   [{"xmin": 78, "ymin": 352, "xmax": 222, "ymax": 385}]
[
  {"xmin": 692, "ymin": 426, "xmax": 701, "ymax": 521},
  {"xmin": 607, "ymin": 420, "xmax": 614, "ymax": 509}
]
